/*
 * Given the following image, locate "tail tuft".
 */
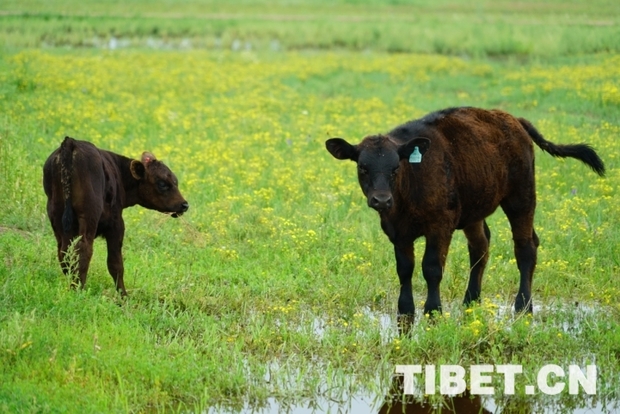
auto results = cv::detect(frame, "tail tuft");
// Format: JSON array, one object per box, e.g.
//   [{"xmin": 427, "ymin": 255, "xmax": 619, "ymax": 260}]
[{"xmin": 519, "ymin": 118, "xmax": 605, "ymax": 177}]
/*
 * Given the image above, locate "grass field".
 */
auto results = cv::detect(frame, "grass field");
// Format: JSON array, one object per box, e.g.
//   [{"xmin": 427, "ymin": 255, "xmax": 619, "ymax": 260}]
[
  {"xmin": 2, "ymin": 0, "xmax": 620, "ymax": 56},
  {"xmin": 1, "ymin": 1, "xmax": 619, "ymax": 413}
]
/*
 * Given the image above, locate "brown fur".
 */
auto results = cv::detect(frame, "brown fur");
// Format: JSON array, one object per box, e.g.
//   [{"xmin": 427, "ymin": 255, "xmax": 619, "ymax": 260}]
[
  {"xmin": 43, "ymin": 137, "xmax": 189, "ymax": 295},
  {"xmin": 326, "ymin": 107, "xmax": 604, "ymax": 318}
]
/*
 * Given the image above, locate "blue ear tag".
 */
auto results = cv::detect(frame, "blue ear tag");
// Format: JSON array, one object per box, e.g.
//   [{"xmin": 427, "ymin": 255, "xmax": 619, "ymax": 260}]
[{"xmin": 409, "ymin": 146, "xmax": 422, "ymax": 164}]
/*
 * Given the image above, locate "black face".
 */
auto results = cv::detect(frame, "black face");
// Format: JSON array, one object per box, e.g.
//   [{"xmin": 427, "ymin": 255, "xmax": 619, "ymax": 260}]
[
  {"xmin": 326, "ymin": 135, "xmax": 430, "ymax": 213},
  {"xmin": 356, "ymin": 144, "xmax": 401, "ymax": 211}
]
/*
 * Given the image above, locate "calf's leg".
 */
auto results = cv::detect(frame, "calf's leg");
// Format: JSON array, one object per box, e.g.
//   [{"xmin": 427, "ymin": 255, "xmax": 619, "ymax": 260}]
[
  {"xmin": 462, "ymin": 220, "xmax": 491, "ymax": 306},
  {"xmin": 422, "ymin": 231, "xmax": 453, "ymax": 315},
  {"xmin": 394, "ymin": 244, "xmax": 415, "ymax": 316},
  {"xmin": 104, "ymin": 222, "xmax": 127, "ymax": 296},
  {"xmin": 48, "ymin": 203, "xmax": 78, "ymax": 285},
  {"xmin": 58, "ymin": 236, "xmax": 79, "ymax": 287},
  {"xmin": 501, "ymin": 205, "xmax": 537, "ymax": 313},
  {"xmin": 74, "ymin": 215, "xmax": 98, "ymax": 289},
  {"xmin": 50, "ymin": 216, "xmax": 81, "ymax": 288}
]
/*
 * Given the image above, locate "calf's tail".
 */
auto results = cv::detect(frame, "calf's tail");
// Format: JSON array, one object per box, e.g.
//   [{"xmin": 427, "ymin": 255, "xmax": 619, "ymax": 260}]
[
  {"xmin": 60, "ymin": 136, "xmax": 75, "ymax": 233},
  {"xmin": 519, "ymin": 118, "xmax": 605, "ymax": 177}
]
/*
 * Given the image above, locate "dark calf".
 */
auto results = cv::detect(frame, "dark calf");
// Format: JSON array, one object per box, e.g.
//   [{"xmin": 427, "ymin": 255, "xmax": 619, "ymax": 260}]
[
  {"xmin": 43, "ymin": 137, "xmax": 189, "ymax": 295},
  {"xmin": 326, "ymin": 107, "xmax": 604, "ymax": 318}
]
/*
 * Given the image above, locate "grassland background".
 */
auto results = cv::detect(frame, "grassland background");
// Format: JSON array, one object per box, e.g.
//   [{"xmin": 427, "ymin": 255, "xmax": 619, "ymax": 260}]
[
  {"xmin": 1, "ymin": 1, "xmax": 619, "ymax": 413},
  {"xmin": 1, "ymin": 0, "xmax": 620, "ymax": 56}
]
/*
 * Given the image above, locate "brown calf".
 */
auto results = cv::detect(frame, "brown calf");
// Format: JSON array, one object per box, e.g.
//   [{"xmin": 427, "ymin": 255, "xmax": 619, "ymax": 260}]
[
  {"xmin": 326, "ymin": 107, "xmax": 605, "ymax": 319},
  {"xmin": 43, "ymin": 137, "xmax": 189, "ymax": 295}
]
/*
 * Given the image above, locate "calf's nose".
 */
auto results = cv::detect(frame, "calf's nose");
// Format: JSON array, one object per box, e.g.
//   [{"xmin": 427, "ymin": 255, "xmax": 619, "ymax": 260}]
[
  {"xmin": 180, "ymin": 202, "xmax": 189, "ymax": 212},
  {"xmin": 369, "ymin": 194, "xmax": 393, "ymax": 210}
]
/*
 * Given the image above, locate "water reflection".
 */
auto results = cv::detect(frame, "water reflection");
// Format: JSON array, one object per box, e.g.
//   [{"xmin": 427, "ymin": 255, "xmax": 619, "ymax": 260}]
[
  {"xmin": 379, "ymin": 375, "xmax": 494, "ymax": 414},
  {"xmin": 379, "ymin": 394, "xmax": 492, "ymax": 414},
  {"xmin": 216, "ymin": 387, "xmax": 616, "ymax": 414}
]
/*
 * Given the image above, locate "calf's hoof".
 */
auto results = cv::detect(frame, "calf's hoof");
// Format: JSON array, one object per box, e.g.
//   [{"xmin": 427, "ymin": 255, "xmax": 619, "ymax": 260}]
[
  {"xmin": 514, "ymin": 295, "xmax": 533, "ymax": 314},
  {"xmin": 397, "ymin": 313, "xmax": 415, "ymax": 336}
]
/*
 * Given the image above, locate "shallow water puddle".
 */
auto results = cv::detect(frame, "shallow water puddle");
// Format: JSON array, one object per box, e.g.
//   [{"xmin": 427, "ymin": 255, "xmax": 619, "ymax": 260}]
[
  {"xmin": 211, "ymin": 302, "xmax": 616, "ymax": 413},
  {"xmin": 211, "ymin": 394, "xmax": 619, "ymax": 413}
]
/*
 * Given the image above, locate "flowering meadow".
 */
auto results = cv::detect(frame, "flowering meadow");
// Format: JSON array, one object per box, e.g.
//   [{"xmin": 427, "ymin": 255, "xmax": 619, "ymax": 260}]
[{"xmin": 0, "ymin": 45, "xmax": 619, "ymax": 412}]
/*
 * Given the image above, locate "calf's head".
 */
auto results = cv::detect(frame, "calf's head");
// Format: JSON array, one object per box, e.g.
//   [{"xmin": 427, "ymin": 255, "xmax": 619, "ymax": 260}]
[
  {"xmin": 326, "ymin": 135, "xmax": 430, "ymax": 212},
  {"xmin": 130, "ymin": 152, "xmax": 189, "ymax": 217}
]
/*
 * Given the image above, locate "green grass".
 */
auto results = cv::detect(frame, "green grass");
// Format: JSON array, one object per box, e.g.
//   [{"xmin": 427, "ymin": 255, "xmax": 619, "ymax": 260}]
[
  {"xmin": 1, "ymin": 1, "xmax": 619, "ymax": 413},
  {"xmin": 1, "ymin": 0, "xmax": 620, "ymax": 56}
]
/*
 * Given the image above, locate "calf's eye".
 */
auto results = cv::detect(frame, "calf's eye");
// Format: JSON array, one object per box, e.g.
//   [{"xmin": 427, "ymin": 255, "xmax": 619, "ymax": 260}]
[{"xmin": 157, "ymin": 180, "xmax": 170, "ymax": 191}]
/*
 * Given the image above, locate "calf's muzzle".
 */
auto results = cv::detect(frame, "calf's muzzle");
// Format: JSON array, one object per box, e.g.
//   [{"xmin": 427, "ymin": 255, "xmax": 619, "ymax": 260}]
[
  {"xmin": 171, "ymin": 201, "xmax": 189, "ymax": 218},
  {"xmin": 369, "ymin": 192, "xmax": 393, "ymax": 211}
]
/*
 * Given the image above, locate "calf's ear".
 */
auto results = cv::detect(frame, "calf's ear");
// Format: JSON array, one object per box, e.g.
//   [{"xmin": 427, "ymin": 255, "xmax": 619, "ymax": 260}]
[
  {"xmin": 325, "ymin": 138, "xmax": 358, "ymax": 161},
  {"xmin": 130, "ymin": 160, "xmax": 146, "ymax": 180},
  {"xmin": 131, "ymin": 152, "xmax": 157, "ymax": 179},
  {"xmin": 398, "ymin": 137, "xmax": 431, "ymax": 161}
]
